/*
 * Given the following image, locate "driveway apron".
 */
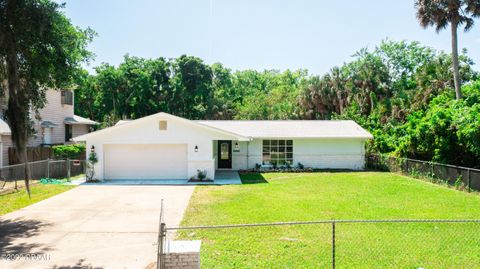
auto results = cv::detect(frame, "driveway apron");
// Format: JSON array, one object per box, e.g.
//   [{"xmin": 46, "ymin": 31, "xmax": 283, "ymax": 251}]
[{"xmin": 0, "ymin": 185, "xmax": 194, "ymax": 269}]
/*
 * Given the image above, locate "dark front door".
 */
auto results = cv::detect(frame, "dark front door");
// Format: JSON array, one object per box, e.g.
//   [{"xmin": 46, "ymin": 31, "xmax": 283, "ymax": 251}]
[{"xmin": 217, "ymin": 140, "xmax": 232, "ymax": 169}]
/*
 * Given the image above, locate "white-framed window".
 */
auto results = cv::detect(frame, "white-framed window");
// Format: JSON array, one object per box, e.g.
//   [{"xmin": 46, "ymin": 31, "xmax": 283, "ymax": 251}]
[
  {"xmin": 262, "ymin": 140, "xmax": 293, "ymax": 166},
  {"xmin": 61, "ymin": 90, "xmax": 73, "ymax": 105}
]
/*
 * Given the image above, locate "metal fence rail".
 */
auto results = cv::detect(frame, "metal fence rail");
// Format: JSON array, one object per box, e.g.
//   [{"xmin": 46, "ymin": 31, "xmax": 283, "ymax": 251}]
[
  {"xmin": 367, "ymin": 153, "xmax": 480, "ymax": 192},
  {"xmin": 159, "ymin": 219, "xmax": 480, "ymax": 269}
]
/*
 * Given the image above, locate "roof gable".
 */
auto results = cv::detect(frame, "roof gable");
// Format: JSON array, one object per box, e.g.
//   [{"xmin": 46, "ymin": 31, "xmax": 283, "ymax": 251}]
[{"xmin": 73, "ymin": 112, "xmax": 250, "ymax": 141}]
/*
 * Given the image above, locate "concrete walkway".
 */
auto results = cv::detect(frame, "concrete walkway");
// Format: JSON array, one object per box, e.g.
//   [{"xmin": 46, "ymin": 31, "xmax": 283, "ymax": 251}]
[
  {"xmin": 0, "ymin": 185, "xmax": 194, "ymax": 269},
  {"xmin": 70, "ymin": 170, "xmax": 242, "ymax": 186}
]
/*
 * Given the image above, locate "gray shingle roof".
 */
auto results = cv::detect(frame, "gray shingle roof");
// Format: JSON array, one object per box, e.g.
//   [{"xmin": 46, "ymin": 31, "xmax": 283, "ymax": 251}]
[
  {"xmin": 196, "ymin": 120, "xmax": 373, "ymax": 139},
  {"xmin": 64, "ymin": 115, "xmax": 98, "ymax": 125}
]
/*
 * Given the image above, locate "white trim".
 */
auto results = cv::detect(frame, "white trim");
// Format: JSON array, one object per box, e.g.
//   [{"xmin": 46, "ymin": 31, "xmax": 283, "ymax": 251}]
[{"xmin": 73, "ymin": 112, "xmax": 250, "ymax": 142}]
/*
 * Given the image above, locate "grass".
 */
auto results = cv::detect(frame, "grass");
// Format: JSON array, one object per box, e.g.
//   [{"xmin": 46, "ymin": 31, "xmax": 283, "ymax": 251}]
[
  {"xmin": 178, "ymin": 172, "xmax": 480, "ymax": 268},
  {"xmin": 0, "ymin": 184, "xmax": 75, "ymax": 215}
]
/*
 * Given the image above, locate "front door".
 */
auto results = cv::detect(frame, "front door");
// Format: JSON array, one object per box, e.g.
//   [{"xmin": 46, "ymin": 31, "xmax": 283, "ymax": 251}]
[
  {"xmin": 43, "ymin": 127, "xmax": 52, "ymax": 144},
  {"xmin": 217, "ymin": 140, "xmax": 232, "ymax": 169}
]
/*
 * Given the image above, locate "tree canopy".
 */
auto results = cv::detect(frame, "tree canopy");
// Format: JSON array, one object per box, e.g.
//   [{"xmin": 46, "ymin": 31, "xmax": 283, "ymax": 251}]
[
  {"xmin": 0, "ymin": 0, "xmax": 94, "ymax": 195},
  {"xmin": 74, "ymin": 40, "xmax": 480, "ymax": 168},
  {"xmin": 415, "ymin": 0, "xmax": 480, "ymax": 99}
]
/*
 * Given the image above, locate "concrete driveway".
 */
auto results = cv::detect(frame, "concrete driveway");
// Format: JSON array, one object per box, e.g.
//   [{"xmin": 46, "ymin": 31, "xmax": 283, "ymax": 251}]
[{"xmin": 0, "ymin": 185, "xmax": 194, "ymax": 269}]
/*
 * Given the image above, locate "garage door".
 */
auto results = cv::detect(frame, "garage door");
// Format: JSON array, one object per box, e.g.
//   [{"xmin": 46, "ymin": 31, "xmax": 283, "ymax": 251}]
[{"xmin": 104, "ymin": 144, "xmax": 188, "ymax": 180}]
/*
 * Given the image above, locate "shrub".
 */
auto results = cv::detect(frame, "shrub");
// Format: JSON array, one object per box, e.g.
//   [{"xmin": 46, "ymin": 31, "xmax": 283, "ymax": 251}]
[
  {"xmin": 52, "ymin": 144, "xmax": 86, "ymax": 159},
  {"xmin": 197, "ymin": 169, "xmax": 207, "ymax": 181},
  {"xmin": 86, "ymin": 151, "xmax": 98, "ymax": 182},
  {"xmin": 454, "ymin": 175, "xmax": 464, "ymax": 190}
]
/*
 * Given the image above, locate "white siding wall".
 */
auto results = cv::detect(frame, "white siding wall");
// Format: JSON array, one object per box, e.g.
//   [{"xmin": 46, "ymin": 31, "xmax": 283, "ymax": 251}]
[
  {"xmin": 0, "ymin": 89, "xmax": 93, "ymax": 167},
  {"xmin": 0, "ymin": 135, "xmax": 13, "ymax": 166},
  {"xmin": 72, "ymin": 124, "xmax": 89, "ymax": 140},
  {"xmin": 227, "ymin": 138, "xmax": 366, "ymax": 170},
  {"xmin": 28, "ymin": 89, "xmax": 74, "ymax": 146},
  {"xmin": 293, "ymin": 139, "xmax": 365, "ymax": 170},
  {"xmin": 85, "ymin": 115, "xmax": 240, "ymax": 180}
]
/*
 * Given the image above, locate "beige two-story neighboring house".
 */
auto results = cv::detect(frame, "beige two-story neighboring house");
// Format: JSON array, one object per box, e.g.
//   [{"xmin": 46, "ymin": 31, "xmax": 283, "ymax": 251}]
[{"xmin": 0, "ymin": 89, "xmax": 97, "ymax": 166}]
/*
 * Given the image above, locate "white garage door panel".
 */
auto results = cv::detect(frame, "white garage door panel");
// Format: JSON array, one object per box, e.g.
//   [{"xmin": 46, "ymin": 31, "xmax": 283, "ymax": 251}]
[{"xmin": 104, "ymin": 144, "xmax": 188, "ymax": 180}]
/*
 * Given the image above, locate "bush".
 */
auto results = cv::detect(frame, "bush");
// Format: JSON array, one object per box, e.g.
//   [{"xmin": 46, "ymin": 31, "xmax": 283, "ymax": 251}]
[
  {"xmin": 197, "ymin": 170, "xmax": 207, "ymax": 180},
  {"xmin": 52, "ymin": 144, "xmax": 86, "ymax": 159}
]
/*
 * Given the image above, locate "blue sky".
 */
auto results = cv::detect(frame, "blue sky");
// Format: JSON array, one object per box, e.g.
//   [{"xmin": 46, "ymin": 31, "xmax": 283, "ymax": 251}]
[{"xmin": 60, "ymin": 0, "xmax": 480, "ymax": 75}]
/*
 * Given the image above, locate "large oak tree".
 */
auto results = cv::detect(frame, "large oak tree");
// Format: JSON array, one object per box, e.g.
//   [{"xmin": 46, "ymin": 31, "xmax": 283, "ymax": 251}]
[{"xmin": 0, "ymin": 0, "xmax": 94, "ymax": 196}]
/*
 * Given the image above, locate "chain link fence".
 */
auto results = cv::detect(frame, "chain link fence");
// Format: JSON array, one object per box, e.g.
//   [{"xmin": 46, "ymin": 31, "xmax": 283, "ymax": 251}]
[
  {"xmin": 158, "ymin": 219, "xmax": 480, "ymax": 268},
  {"xmin": 367, "ymin": 153, "xmax": 480, "ymax": 192},
  {"xmin": 0, "ymin": 159, "xmax": 86, "ymax": 191}
]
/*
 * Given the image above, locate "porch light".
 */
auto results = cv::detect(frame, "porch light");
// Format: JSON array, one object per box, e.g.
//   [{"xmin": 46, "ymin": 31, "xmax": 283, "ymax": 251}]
[
  {"xmin": 194, "ymin": 145, "xmax": 198, "ymax": 152},
  {"xmin": 234, "ymin": 142, "xmax": 240, "ymax": 152},
  {"xmin": 90, "ymin": 145, "xmax": 95, "ymax": 153}
]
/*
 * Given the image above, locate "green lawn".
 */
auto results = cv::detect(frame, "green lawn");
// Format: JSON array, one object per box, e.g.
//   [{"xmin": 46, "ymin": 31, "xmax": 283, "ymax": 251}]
[
  {"xmin": 178, "ymin": 172, "xmax": 480, "ymax": 268},
  {"xmin": 0, "ymin": 184, "xmax": 75, "ymax": 215}
]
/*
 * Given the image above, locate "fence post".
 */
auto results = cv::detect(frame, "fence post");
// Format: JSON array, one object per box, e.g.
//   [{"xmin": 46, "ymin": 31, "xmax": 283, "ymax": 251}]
[
  {"xmin": 467, "ymin": 169, "xmax": 471, "ymax": 193},
  {"xmin": 67, "ymin": 158, "xmax": 71, "ymax": 181},
  {"xmin": 332, "ymin": 221, "xmax": 336, "ymax": 269},
  {"xmin": 429, "ymin": 162, "xmax": 433, "ymax": 179},
  {"xmin": 157, "ymin": 199, "xmax": 165, "ymax": 269},
  {"xmin": 47, "ymin": 158, "xmax": 50, "ymax": 179}
]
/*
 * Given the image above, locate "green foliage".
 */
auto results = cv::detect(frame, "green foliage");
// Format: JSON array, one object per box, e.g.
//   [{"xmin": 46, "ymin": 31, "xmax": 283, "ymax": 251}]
[
  {"xmin": 75, "ymin": 57, "xmax": 311, "ymax": 124},
  {"xmin": 74, "ymin": 40, "xmax": 480, "ymax": 168},
  {"xmin": 395, "ymin": 82, "xmax": 480, "ymax": 166},
  {"xmin": 454, "ymin": 175, "xmax": 464, "ymax": 190},
  {"xmin": 197, "ymin": 170, "xmax": 208, "ymax": 180},
  {"xmin": 1, "ymin": 0, "xmax": 95, "ymax": 143},
  {"xmin": 0, "ymin": 185, "xmax": 75, "ymax": 216},
  {"xmin": 88, "ymin": 151, "xmax": 98, "ymax": 165},
  {"xmin": 86, "ymin": 151, "xmax": 98, "ymax": 182},
  {"xmin": 0, "ymin": 0, "xmax": 93, "ymax": 196},
  {"xmin": 52, "ymin": 144, "xmax": 86, "ymax": 160},
  {"xmin": 415, "ymin": 0, "xmax": 480, "ymax": 99}
]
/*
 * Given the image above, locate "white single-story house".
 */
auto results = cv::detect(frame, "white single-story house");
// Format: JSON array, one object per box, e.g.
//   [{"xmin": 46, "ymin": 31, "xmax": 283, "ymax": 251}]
[{"xmin": 73, "ymin": 112, "xmax": 373, "ymax": 181}]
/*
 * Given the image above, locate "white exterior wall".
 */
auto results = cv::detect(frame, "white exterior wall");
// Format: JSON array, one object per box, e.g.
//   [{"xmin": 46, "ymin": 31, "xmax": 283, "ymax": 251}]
[
  {"xmin": 226, "ymin": 138, "xmax": 366, "ymax": 170},
  {"xmin": 85, "ymin": 115, "xmax": 241, "ymax": 181},
  {"xmin": 72, "ymin": 124, "xmax": 89, "ymax": 140},
  {"xmin": 230, "ymin": 140, "xmax": 262, "ymax": 170},
  {"xmin": 0, "ymin": 134, "xmax": 13, "ymax": 166},
  {"xmin": 293, "ymin": 138, "xmax": 366, "ymax": 170},
  {"xmin": 29, "ymin": 89, "xmax": 74, "ymax": 146}
]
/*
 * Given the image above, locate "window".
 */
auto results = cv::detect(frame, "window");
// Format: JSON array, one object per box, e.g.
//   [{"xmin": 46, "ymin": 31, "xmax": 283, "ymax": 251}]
[
  {"xmin": 262, "ymin": 140, "xmax": 293, "ymax": 166},
  {"xmin": 65, "ymin": 124, "xmax": 72, "ymax": 142},
  {"xmin": 159, "ymin": 120, "xmax": 167, "ymax": 130},
  {"xmin": 61, "ymin": 90, "xmax": 73, "ymax": 105},
  {"xmin": 220, "ymin": 143, "xmax": 229, "ymax": 160}
]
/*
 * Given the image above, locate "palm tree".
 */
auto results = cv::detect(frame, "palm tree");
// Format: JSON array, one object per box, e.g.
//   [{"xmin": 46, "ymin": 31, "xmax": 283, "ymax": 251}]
[{"xmin": 415, "ymin": 0, "xmax": 480, "ymax": 99}]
